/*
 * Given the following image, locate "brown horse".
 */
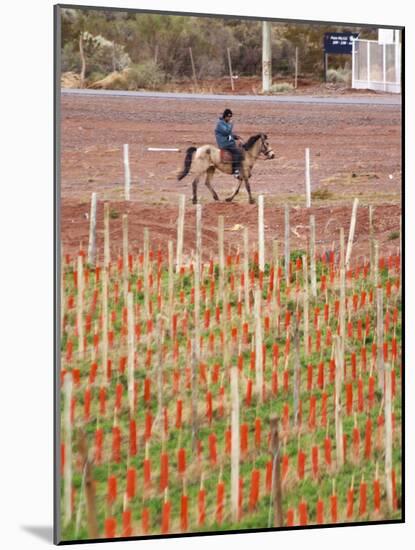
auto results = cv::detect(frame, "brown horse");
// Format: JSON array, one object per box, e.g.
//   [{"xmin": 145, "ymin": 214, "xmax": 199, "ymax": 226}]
[{"xmin": 177, "ymin": 133, "xmax": 275, "ymax": 204}]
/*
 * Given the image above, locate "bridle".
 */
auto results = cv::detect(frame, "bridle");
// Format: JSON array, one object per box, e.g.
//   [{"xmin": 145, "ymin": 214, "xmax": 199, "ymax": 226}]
[{"xmin": 260, "ymin": 137, "xmax": 275, "ymax": 159}]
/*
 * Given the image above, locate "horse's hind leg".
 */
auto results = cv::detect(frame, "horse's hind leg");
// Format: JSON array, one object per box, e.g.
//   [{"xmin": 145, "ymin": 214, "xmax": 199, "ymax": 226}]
[
  {"xmin": 204, "ymin": 167, "xmax": 219, "ymax": 201},
  {"xmin": 192, "ymin": 177, "xmax": 200, "ymax": 204},
  {"xmin": 225, "ymin": 178, "xmax": 242, "ymax": 202},
  {"xmin": 244, "ymin": 177, "xmax": 255, "ymax": 204}
]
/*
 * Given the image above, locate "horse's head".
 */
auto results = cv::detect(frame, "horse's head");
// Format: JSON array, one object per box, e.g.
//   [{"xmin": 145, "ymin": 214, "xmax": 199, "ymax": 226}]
[{"xmin": 259, "ymin": 134, "xmax": 275, "ymax": 160}]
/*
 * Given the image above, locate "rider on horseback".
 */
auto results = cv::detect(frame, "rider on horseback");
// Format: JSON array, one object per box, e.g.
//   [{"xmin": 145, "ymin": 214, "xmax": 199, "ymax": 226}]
[{"xmin": 215, "ymin": 108, "xmax": 243, "ymax": 178}]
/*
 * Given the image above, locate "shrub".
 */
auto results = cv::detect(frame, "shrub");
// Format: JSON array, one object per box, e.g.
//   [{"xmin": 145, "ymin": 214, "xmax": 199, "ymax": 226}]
[
  {"xmin": 388, "ymin": 231, "xmax": 400, "ymax": 241},
  {"xmin": 326, "ymin": 68, "xmax": 351, "ymax": 84},
  {"xmin": 269, "ymin": 82, "xmax": 294, "ymax": 94},
  {"xmin": 126, "ymin": 61, "xmax": 166, "ymax": 90},
  {"xmin": 311, "ymin": 188, "xmax": 333, "ymax": 200}
]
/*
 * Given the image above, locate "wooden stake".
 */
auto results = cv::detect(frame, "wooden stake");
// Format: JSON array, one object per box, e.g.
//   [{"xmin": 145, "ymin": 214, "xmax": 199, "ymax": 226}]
[
  {"xmin": 270, "ymin": 416, "xmax": 283, "ymax": 527},
  {"xmin": 310, "ymin": 215, "xmax": 317, "ymax": 297},
  {"xmin": 122, "ymin": 214, "xmax": 129, "ymax": 304},
  {"xmin": 244, "ymin": 227, "xmax": 250, "ymax": 317},
  {"xmin": 254, "ymin": 289, "xmax": 263, "ymax": 402},
  {"xmin": 339, "ymin": 228, "xmax": 346, "ymax": 362},
  {"xmin": 218, "ymin": 215, "xmax": 225, "ymax": 298},
  {"xmin": 143, "ymin": 228, "xmax": 150, "ymax": 319},
  {"xmin": 305, "ymin": 149, "xmax": 311, "ymax": 208},
  {"xmin": 77, "ymin": 429, "xmax": 99, "ymax": 538},
  {"xmin": 377, "ymin": 287, "xmax": 384, "ymax": 392},
  {"xmin": 101, "ymin": 266, "xmax": 109, "ymax": 386},
  {"xmin": 384, "ymin": 362, "xmax": 393, "ymax": 512},
  {"xmin": 168, "ymin": 240, "xmax": 174, "ymax": 332},
  {"xmin": 258, "ymin": 195, "xmax": 265, "ymax": 272},
  {"xmin": 156, "ymin": 316, "xmax": 164, "ymax": 421},
  {"xmin": 104, "ymin": 202, "xmax": 110, "ymax": 270},
  {"xmin": 302, "ymin": 254, "xmax": 310, "ymax": 357},
  {"xmin": 63, "ymin": 374, "xmax": 73, "ymax": 526},
  {"xmin": 374, "ymin": 241, "xmax": 379, "ymax": 287},
  {"xmin": 334, "ymin": 335, "xmax": 344, "ymax": 468},
  {"xmin": 194, "ymin": 205, "xmax": 202, "ymax": 387},
  {"xmin": 369, "ymin": 206, "xmax": 375, "ymax": 280},
  {"xmin": 345, "ymin": 198, "xmax": 359, "ymax": 269},
  {"xmin": 76, "ymin": 254, "xmax": 84, "ymax": 358},
  {"xmin": 87, "ymin": 192, "xmax": 97, "ymax": 266},
  {"xmin": 230, "ymin": 366, "xmax": 240, "ymax": 522},
  {"xmin": 293, "ymin": 321, "xmax": 301, "ymax": 426},
  {"xmin": 284, "ymin": 205, "xmax": 290, "ymax": 286},
  {"xmin": 127, "ymin": 292, "xmax": 135, "ymax": 416},
  {"xmin": 176, "ymin": 194, "xmax": 185, "ymax": 273},
  {"xmin": 123, "ymin": 144, "xmax": 131, "ymax": 201}
]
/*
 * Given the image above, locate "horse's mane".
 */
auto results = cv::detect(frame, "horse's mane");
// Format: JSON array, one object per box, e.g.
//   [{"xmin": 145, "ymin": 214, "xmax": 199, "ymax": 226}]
[{"xmin": 243, "ymin": 134, "xmax": 266, "ymax": 150}]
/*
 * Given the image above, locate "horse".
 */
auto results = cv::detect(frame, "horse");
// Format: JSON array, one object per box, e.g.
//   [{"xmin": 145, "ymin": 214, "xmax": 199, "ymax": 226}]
[{"xmin": 176, "ymin": 133, "xmax": 275, "ymax": 204}]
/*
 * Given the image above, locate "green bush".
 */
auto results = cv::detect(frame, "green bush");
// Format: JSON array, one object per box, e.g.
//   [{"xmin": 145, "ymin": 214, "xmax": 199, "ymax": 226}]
[{"xmin": 126, "ymin": 61, "xmax": 166, "ymax": 90}]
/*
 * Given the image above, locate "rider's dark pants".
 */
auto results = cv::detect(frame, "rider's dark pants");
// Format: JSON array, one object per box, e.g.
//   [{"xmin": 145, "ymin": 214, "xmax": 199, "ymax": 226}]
[{"xmin": 223, "ymin": 144, "xmax": 243, "ymax": 174}]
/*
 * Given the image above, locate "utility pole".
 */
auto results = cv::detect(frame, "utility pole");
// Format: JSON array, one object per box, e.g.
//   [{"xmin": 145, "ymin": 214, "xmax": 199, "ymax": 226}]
[{"xmin": 262, "ymin": 21, "xmax": 272, "ymax": 93}]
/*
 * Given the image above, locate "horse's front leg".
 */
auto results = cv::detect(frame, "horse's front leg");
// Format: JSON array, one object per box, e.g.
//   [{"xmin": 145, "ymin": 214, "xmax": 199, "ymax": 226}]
[
  {"xmin": 192, "ymin": 177, "xmax": 200, "ymax": 204},
  {"xmin": 225, "ymin": 178, "xmax": 242, "ymax": 202},
  {"xmin": 204, "ymin": 167, "xmax": 219, "ymax": 201},
  {"xmin": 244, "ymin": 177, "xmax": 255, "ymax": 204}
]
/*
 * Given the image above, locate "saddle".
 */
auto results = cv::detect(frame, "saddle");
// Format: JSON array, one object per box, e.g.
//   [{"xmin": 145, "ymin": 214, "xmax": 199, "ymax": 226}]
[
  {"xmin": 220, "ymin": 149, "xmax": 233, "ymax": 163},
  {"xmin": 220, "ymin": 146, "xmax": 243, "ymax": 164}
]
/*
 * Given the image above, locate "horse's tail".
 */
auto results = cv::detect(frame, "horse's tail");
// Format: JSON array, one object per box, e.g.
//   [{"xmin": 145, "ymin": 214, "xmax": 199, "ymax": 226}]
[{"xmin": 177, "ymin": 146, "xmax": 197, "ymax": 180}]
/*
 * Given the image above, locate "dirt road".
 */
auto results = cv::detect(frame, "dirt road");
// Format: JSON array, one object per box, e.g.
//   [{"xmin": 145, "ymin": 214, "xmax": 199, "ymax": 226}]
[{"xmin": 59, "ymin": 91, "xmax": 402, "ymax": 262}]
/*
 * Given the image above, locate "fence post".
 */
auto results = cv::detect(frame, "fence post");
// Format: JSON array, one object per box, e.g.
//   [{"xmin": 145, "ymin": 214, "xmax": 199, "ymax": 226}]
[
  {"xmin": 104, "ymin": 202, "xmax": 110, "ymax": 269},
  {"xmin": 102, "ymin": 265, "xmax": 109, "ymax": 386},
  {"xmin": 63, "ymin": 374, "xmax": 73, "ymax": 526},
  {"xmin": 294, "ymin": 47, "xmax": 298, "ymax": 89},
  {"xmin": 127, "ymin": 292, "xmax": 135, "ymax": 416},
  {"xmin": 143, "ymin": 228, "xmax": 150, "ymax": 320},
  {"xmin": 87, "ymin": 192, "xmax": 97, "ymax": 266},
  {"xmin": 122, "ymin": 214, "xmax": 129, "ymax": 304},
  {"xmin": 123, "ymin": 144, "xmax": 131, "ymax": 201},
  {"xmin": 230, "ymin": 366, "xmax": 240, "ymax": 523},
  {"xmin": 77, "ymin": 430, "xmax": 99, "ymax": 538},
  {"xmin": 254, "ymin": 289, "xmax": 263, "ymax": 402},
  {"xmin": 305, "ymin": 149, "xmax": 311, "ymax": 208},
  {"xmin": 310, "ymin": 215, "xmax": 317, "ymax": 298},
  {"xmin": 345, "ymin": 198, "xmax": 359, "ymax": 270},
  {"xmin": 284, "ymin": 205, "xmax": 290, "ymax": 286},
  {"xmin": 76, "ymin": 253, "xmax": 84, "ymax": 358},
  {"xmin": 270, "ymin": 416, "xmax": 283, "ymax": 527},
  {"xmin": 302, "ymin": 254, "xmax": 310, "ymax": 358},
  {"xmin": 244, "ymin": 227, "xmax": 250, "ymax": 317},
  {"xmin": 334, "ymin": 335, "xmax": 344, "ymax": 468},
  {"xmin": 227, "ymin": 47, "xmax": 235, "ymax": 91},
  {"xmin": 258, "ymin": 195, "xmax": 265, "ymax": 272},
  {"xmin": 376, "ymin": 287, "xmax": 384, "ymax": 392},
  {"xmin": 176, "ymin": 194, "xmax": 185, "ymax": 273},
  {"xmin": 384, "ymin": 363, "xmax": 393, "ymax": 512}
]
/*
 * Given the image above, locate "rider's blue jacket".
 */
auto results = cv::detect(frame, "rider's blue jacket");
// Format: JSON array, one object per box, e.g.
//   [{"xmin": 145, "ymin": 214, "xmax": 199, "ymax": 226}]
[{"xmin": 215, "ymin": 117, "xmax": 237, "ymax": 149}]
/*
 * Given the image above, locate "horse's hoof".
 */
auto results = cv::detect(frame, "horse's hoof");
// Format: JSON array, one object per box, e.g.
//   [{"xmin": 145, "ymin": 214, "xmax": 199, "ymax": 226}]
[
  {"xmin": 214, "ymin": 195, "xmax": 220, "ymax": 201},
  {"xmin": 192, "ymin": 198, "xmax": 198, "ymax": 205},
  {"xmin": 249, "ymin": 199, "xmax": 256, "ymax": 205},
  {"xmin": 225, "ymin": 197, "xmax": 233, "ymax": 203}
]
